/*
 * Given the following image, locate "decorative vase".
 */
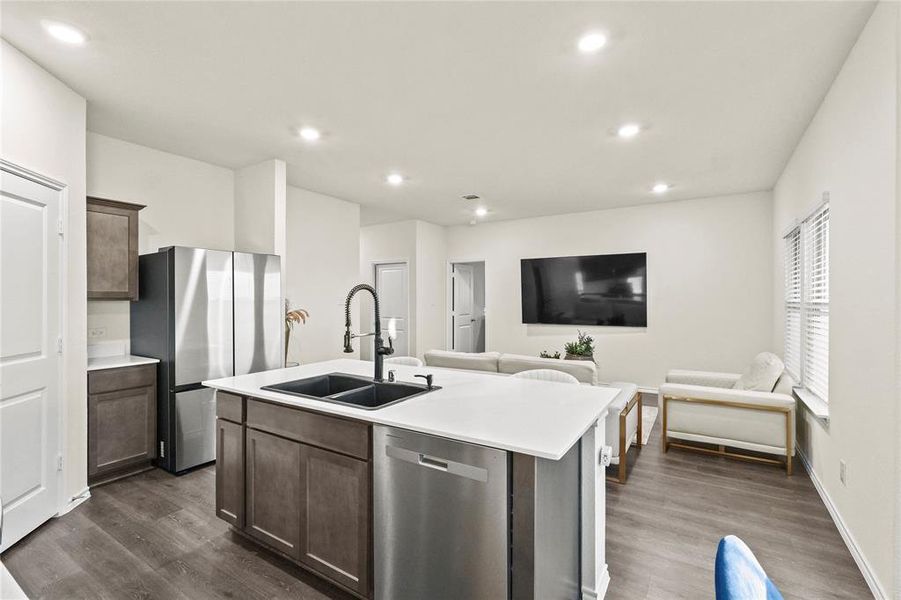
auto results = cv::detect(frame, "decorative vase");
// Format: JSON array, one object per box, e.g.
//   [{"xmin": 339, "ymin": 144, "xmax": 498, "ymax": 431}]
[{"xmin": 565, "ymin": 353, "xmax": 594, "ymax": 361}]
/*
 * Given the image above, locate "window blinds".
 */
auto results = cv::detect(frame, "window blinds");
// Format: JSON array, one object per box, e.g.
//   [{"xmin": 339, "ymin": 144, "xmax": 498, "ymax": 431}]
[
  {"xmin": 782, "ymin": 202, "xmax": 829, "ymax": 401},
  {"xmin": 803, "ymin": 205, "xmax": 829, "ymax": 401},
  {"xmin": 783, "ymin": 227, "xmax": 802, "ymax": 380}
]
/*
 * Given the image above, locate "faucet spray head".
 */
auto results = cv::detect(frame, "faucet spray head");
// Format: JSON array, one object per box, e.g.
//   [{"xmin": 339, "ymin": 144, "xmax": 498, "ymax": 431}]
[{"xmin": 343, "ymin": 329, "xmax": 354, "ymax": 353}]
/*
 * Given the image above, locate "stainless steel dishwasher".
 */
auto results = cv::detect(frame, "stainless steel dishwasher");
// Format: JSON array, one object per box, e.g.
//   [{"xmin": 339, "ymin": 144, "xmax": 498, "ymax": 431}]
[{"xmin": 373, "ymin": 425, "xmax": 509, "ymax": 600}]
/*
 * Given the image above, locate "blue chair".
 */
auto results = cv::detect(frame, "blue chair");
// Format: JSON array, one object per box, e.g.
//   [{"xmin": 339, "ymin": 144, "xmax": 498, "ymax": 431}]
[{"xmin": 715, "ymin": 536, "xmax": 784, "ymax": 600}]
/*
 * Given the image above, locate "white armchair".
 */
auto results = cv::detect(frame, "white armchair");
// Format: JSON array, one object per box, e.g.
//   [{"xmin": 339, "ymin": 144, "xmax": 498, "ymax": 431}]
[{"xmin": 659, "ymin": 362, "xmax": 796, "ymax": 475}]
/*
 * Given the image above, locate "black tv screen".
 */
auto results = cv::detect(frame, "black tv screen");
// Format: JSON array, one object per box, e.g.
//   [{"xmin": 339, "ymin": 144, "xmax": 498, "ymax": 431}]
[{"xmin": 521, "ymin": 253, "xmax": 647, "ymax": 326}]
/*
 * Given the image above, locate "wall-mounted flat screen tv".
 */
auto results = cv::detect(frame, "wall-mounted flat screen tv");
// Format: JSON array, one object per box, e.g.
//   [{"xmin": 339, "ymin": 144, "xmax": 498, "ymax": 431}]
[{"xmin": 521, "ymin": 252, "xmax": 647, "ymax": 326}]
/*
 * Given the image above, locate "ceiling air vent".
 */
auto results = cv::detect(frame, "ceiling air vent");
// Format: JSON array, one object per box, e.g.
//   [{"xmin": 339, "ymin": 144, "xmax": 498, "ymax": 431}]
[{"xmin": 461, "ymin": 194, "xmax": 480, "ymax": 201}]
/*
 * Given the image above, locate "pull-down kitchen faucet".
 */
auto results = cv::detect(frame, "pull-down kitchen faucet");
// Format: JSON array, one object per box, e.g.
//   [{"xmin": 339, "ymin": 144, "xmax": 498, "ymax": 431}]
[{"xmin": 343, "ymin": 284, "xmax": 394, "ymax": 382}]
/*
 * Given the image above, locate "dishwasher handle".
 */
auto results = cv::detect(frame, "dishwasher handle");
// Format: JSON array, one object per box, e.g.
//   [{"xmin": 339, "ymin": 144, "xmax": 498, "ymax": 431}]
[
  {"xmin": 418, "ymin": 454, "xmax": 449, "ymax": 471},
  {"xmin": 384, "ymin": 444, "xmax": 489, "ymax": 482}
]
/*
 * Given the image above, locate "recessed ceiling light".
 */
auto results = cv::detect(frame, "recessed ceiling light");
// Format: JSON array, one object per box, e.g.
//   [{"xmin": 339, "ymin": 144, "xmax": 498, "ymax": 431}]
[
  {"xmin": 652, "ymin": 182, "xmax": 671, "ymax": 194},
  {"xmin": 386, "ymin": 173, "xmax": 405, "ymax": 186},
  {"xmin": 577, "ymin": 32, "xmax": 607, "ymax": 54},
  {"xmin": 42, "ymin": 20, "xmax": 87, "ymax": 45},
  {"xmin": 617, "ymin": 123, "xmax": 642, "ymax": 139},
  {"xmin": 298, "ymin": 127, "xmax": 321, "ymax": 142},
  {"xmin": 474, "ymin": 207, "xmax": 488, "ymax": 217}
]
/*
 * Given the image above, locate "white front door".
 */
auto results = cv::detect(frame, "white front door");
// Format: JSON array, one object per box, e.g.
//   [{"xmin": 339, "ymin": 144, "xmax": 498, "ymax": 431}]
[
  {"xmin": 375, "ymin": 263, "xmax": 409, "ymax": 356},
  {"xmin": 0, "ymin": 167, "xmax": 62, "ymax": 552},
  {"xmin": 452, "ymin": 264, "xmax": 474, "ymax": 352}
]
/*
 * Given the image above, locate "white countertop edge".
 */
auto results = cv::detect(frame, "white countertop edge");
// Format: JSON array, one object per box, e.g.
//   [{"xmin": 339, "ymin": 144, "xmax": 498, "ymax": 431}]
[
  {"xmin": 203, "ymin": 360, "xmax": 617, "ymax": 461},
  {"xmin": 205, "ymin": 379, "xmax": 604, "ymax": 460},
  {"xmin": 87, "ymin": 355, "xmax": 160, "ymax": 371}
]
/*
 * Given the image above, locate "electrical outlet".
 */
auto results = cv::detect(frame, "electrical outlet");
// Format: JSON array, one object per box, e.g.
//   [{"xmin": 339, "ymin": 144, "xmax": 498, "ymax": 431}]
[
  {"xmin": 839, "ymin": 459, "xmax": 847, "ymax": 486},
  {"xmin": 88, "ymin": 327, "xmax": 106, "ymax": 339}
]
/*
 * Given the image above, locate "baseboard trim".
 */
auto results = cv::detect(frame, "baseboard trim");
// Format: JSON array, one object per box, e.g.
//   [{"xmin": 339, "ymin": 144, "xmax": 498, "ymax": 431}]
[
  {"xmin": 797, "ymin": 449, "xmax": 886, "ymax": 599},
  {"xmin": 58, "ymin": 487, "xmax": 90, "ymax": 517}
]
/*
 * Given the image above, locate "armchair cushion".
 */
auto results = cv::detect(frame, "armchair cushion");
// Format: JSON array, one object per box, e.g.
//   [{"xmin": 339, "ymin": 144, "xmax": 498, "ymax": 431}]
[{"xmin": 732, "ymin": 352, "xmax": 784, "ymax": 392}]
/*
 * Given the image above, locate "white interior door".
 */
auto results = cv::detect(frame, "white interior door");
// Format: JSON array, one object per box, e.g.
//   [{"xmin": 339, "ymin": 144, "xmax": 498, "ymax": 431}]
[
  {"xmin": 0, "ymin": 168, "xmax": 62, "ymax": 552},
  {"xmin": 375, "ymin": 263, "xmax": 409, "ymax": 356},
  {"xmin": 452, "ymin": 264, "xmax": 474, "ymax": 352}
]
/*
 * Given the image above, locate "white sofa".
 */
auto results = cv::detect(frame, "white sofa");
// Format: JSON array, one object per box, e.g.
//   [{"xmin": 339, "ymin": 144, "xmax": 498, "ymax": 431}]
[
  {"xmin": 422, "ymin": 350, "xmax": 642, "ymax": 482},
  {"xmin": 423, "ymin": 349, "xmax": 599, "ymax": 383},
  {"xmin": 658, "ymin": 359, "xmax": 796, "ymax": 475}
]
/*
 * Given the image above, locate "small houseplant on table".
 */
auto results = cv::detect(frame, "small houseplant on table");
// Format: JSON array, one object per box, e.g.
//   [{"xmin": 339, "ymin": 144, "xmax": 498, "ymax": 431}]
[{"xmin": 564, "ymin": 330, "xmax": 595, "ymax": 362}]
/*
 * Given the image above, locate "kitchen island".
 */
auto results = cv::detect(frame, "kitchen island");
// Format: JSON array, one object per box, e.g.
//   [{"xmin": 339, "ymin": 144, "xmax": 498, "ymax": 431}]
[{"xmin": 203, "ymin": 358, "xmax": 617, "ymax": 600}]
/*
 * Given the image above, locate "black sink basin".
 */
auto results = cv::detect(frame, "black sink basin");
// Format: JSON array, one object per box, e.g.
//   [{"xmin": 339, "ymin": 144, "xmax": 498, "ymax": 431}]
[
  {"xmin": 262, "ymin": 373, "xmax": 370, "ymax": 398},
  {"xmin": 261, "ymin": 373, "xmax": 438, "ymax": 410},
  {"xmin": 330, "ymin": 382, "xmax": 436, "ymax": 409}
]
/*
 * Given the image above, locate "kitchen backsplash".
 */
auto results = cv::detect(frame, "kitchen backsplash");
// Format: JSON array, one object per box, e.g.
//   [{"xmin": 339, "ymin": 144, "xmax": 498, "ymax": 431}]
[{"xmin": 87, "ymin": 300, "xmax": 131, "ymax": 351}]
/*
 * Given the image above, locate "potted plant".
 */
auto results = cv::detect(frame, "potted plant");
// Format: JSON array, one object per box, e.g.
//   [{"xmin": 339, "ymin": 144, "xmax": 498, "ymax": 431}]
[
  {"xmin": 285, "ymin": 300, "xmax": 309, "ymax": 364},
  {"xmin": 564, "ymin": 330, "xmax": 595, "ymax": 362},
  {"xmin": 539, "ymin": 350, "xmax": 561, "ymax": 359}
]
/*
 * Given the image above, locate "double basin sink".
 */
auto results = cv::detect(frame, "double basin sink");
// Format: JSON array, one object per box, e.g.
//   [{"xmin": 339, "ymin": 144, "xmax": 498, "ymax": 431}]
[{"xmin": 261, "ymin": 372, "xmax": 438, "ymax": 410}]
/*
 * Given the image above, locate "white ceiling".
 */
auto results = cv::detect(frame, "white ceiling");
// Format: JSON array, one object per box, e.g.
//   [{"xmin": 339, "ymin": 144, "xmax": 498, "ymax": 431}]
[{"xmin": 1, "ymin": 1, "xmax": 874, "ymax": 225}]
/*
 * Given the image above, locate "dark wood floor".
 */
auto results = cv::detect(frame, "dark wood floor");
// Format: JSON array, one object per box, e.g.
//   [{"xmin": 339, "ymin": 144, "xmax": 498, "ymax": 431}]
[
  {"xmin": 3, "ymin": 418, "xmax": 870, "ymax": 600},
  {"xmin": 606, "ymin": 420, "xmax": 871, "ymax": 600}
]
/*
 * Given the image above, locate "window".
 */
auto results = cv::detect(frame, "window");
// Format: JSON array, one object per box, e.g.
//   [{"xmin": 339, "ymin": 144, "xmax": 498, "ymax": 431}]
[
  {"xmin": 783, "ymin": 203, "xmax": 830, "ymax": 401},
  {"xmin": 783, "ymin": 228, "xmax": 801, "ymax": 379}
]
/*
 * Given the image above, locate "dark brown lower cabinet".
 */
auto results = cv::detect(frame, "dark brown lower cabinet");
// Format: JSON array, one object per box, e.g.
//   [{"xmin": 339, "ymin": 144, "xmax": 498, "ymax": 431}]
[
  {"xmin": 214, "ymin": 394, "xmax": 373, "ymax": 599},
  {"xmin": 87, "ymin": 364, "xmax": 157, "ymax": 485},
  {"xmin": 299, "ymin": 444, "xmax": 370, "ymax": 596},
  {"xmin": 244, "ymin": 428, "xmax": 303, "ymax": 560},
  {"xmin": 215, "ymin": 418, "xmax": 244, "ymax": 527}
]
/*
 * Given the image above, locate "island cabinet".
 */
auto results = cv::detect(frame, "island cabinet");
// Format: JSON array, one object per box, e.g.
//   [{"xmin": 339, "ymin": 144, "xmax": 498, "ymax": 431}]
[
  {"xmin": 87, "ymin": 364, "xmax": 157, "ymax": 485},
  {"xmin": 215, "ymin": 393, "xmax": 372, "ymax": 599},
  {"xmin": 215, "ymin": 393, "xmax": 244, "ymax": 528}
]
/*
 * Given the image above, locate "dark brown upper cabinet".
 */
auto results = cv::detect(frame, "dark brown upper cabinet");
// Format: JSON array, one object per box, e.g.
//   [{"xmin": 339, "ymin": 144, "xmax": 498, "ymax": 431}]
[{"xmin": 86, "ymin": 197, "xmax": 145, "ymax": 300}]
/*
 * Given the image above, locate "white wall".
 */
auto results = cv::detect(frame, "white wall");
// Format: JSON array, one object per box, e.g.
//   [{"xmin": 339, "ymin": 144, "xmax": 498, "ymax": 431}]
[
  {"xmin": 85, "ymin": 132, "xmax": 236, "ymax": 346},
  {"xmin": 87, "ymin": 132, "xmax": 235, "ymax": 254},
  {"xmin": 234, "ymin": 159, "xmax": 286, "ymax": 256},
  {"xmin": 2, "ymin": 40, "xmax": 88, "ymax": 502},
  {"xmin": 446, "ymin": 191, "xmax": 774, "ymax": 388},
  {"xmin": 285, "ymin": 186, "xmax": 360, "ymax": 364},
  {"xmin": 772, "ymin": 4, "xmax": 897, "ymax": 595},
  {"xmin": 415, "ymin": 221, "xmax": 447, "ymax": 357}
]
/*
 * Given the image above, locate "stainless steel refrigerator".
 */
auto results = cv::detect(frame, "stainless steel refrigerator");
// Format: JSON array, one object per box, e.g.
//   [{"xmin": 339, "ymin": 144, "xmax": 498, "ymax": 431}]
[{"xmin": 131, "ymin": 247, "xmax": 282, "ymax": 474}]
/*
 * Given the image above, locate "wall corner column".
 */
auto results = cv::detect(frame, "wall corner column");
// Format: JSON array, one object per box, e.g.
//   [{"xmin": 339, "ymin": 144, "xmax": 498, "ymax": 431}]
[
  {"xmin": 233, "ymin": 159, "xmax": 288, "ymax": 350},
  {"xmin": 893, "ymin": 2, "xmax": 901, "ymax": 597}
]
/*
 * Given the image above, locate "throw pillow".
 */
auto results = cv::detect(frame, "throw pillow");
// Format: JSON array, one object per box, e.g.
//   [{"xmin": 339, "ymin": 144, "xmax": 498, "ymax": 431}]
[
  {"xmin": 733, "ymin": 352, "xmax": 785, "ymax": 392},
  {"xmin": 772, "ymin": 372, "xmax": 796, "ymax": 395}
]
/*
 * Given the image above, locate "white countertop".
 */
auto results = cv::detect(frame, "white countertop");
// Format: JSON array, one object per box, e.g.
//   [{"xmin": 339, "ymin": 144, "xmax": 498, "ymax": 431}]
[
  {"xmin": 87, "ymin": 355, "xmax": 160, "ymax": 372},
  {"xmin": 203, "ymin": 358, "xmax": 617, "ymax": 460}
]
